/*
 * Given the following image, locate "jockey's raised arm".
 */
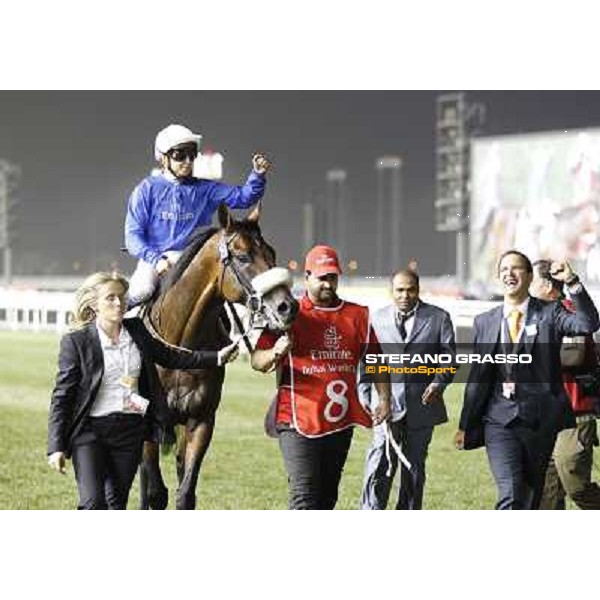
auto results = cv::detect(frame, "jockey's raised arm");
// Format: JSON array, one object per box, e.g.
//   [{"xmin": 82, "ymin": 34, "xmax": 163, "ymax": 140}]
[{"xmin": 123, "ymin": 123, "xmax": 270, "ymax": 309}]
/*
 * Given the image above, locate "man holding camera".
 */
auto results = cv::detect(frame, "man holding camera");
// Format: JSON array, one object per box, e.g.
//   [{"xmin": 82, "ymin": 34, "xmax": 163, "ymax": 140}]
[{"xmin": 531, "ymin": 259, "xmax": 600, "ymax": 510}]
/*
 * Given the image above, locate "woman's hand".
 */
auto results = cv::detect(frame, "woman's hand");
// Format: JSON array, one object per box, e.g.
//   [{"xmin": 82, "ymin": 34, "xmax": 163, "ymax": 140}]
[
  {"xmin": 48, "ymin": 451, "xmax": 66, "ymax": 474},
  {"xmin": 218, "ymin": 340, "xmax": 241, "ymax": 366}
]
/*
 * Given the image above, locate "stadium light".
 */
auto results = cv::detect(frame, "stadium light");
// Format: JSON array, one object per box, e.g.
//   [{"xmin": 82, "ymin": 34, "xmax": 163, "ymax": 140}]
[{"xmin": 0, "ymin": 160, "xmax": 20, "ymax": 285}]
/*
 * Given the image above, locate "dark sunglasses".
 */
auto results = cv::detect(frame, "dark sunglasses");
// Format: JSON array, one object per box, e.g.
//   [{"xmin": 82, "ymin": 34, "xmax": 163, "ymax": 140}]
[{"xmin": 168, "ymin": 147, "xmax": 198, "ymax": 162}]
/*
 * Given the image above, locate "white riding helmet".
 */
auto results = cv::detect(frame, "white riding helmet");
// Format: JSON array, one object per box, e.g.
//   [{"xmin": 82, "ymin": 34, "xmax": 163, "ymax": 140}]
[{"xmin": 154, "ymin": 124, "xmax": 203, "ymax": 160}]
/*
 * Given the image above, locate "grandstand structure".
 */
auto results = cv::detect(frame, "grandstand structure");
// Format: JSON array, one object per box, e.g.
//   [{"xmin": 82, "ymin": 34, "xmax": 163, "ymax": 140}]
[{"xmin": 375, "ymin": 156, "xmax": 402, "ymax": 276}]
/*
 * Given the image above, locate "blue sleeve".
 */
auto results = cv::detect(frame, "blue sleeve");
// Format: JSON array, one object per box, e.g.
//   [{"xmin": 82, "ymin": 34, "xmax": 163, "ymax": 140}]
[
  {"xmin": 206, "ymin": 171, "xmax": 266, "ymax": 211},
  {"xmin": 124, "ymin": 181, "xmax": 162, "ymax": 266}
]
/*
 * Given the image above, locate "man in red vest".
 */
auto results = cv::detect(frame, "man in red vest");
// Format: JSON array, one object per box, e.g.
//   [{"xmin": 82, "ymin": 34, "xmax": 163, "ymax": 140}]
[
  {"xmin": 531, "ymin": 259, "xmax": 600, "ymax": 509},
  {"xmin": 252, "ymin": 245, "xmax": 391, "ymax": 509}
]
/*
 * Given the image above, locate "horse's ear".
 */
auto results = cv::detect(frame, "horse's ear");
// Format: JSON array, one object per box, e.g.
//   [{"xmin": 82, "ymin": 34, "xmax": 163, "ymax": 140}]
[
  {"xmin": 218, "ymin": 203, "xmax": 233, "ymax": 231},
  {"xmin": 246, "ymin": 201, "xmax": 261, "ymax": 224}
]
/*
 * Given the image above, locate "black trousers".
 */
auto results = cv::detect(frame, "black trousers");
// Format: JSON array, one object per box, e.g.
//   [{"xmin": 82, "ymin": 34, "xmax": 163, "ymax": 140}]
[
  {"xmin": 71, "ymin": 413, "xmax": 145, "ymax": 510},
  {"xmin": 278, "ymin": 426, "xmax": 354, "ymax": 510}
]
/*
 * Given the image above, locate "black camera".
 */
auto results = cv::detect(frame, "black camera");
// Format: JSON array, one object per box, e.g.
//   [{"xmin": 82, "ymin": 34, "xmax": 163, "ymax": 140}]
[{"xmin": 574, "ymin": 370, "xmax": 600, "ymax": 397}]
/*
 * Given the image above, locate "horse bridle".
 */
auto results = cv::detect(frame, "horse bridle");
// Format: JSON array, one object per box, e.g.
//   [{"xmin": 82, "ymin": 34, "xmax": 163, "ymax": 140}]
[
  {"xmin": 217, "ymin": 231, "xmax": 289, "ymax": 352},
  {"xmin": 218, "ymin": 233, "xmax": 263, "ymax": 309},
  {"xmin": 144, "ymin": 230, "xmax": 289, "ymax": 358}
]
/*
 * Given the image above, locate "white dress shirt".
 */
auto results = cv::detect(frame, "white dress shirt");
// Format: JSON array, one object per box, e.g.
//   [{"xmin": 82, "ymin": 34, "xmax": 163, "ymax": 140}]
[{"xmin": 89, "ymin": 324, "xmax": 142, "ymax": 417}]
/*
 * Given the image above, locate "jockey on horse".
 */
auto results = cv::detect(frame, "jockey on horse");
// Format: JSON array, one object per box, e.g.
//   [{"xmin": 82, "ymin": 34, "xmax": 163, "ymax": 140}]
[
  {"xmin": 122, "ymin": 124, "xmax": 296, "ymax": 509},
  {"xmin": 124, "ymin": 122, "xmax": 271, "ymax": 309}
]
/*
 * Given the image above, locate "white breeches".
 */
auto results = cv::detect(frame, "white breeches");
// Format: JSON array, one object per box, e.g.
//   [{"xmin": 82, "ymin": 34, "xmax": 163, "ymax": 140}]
[{"xmin": 128, "ymin": 250, "xmax": 183, "ymax": 304}]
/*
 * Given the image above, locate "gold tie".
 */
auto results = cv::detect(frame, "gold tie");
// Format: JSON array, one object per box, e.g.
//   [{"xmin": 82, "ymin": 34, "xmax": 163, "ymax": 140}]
[{"xmin": 508, "ymin": 309, "xmax": 522, "ymax": 343}]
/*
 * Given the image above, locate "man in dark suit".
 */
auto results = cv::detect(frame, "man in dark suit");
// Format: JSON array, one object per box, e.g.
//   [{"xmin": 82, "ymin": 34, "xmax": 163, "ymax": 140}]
[
  {"xmin": 454, "ymin": 251, "xmax": 599, "ymax": 509},
  {"xmin": 361, "ymin": 269, "xmax": 456, "ymax": 510}
]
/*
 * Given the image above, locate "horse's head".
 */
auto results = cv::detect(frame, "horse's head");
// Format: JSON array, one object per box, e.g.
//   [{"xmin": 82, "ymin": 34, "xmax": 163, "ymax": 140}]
[{"xmin": 216, "ymin": 203, "xmax": 298, "ymax": 331}]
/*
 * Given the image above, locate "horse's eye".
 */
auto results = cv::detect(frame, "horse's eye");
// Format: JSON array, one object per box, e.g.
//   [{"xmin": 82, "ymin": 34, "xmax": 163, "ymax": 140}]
[{"xmin": 235, "ymin": 253, "xmax": 253, "ymax": 264}]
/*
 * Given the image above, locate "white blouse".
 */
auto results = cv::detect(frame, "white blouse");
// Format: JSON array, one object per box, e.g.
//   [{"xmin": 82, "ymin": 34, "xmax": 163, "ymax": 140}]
[{"xmin": 89, "ymin": 324, "xmax": 142, "ymax": 417}]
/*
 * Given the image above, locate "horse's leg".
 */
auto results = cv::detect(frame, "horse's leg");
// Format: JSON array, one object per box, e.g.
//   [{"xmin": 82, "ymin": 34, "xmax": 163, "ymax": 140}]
[
  {"xmin": 176, "ymin": 434, "xmax": 187, "ymax": 486},
  {"xmin": 140, "ymin": 441, "xmax": 169, "ymax": 510},
  {"xmin": 175, "ymin": 418, "xmax": 215, "ymax": 510},
  {"xmin": 139, "ymin": 461, "xmax": 149, "ymax": 510}
]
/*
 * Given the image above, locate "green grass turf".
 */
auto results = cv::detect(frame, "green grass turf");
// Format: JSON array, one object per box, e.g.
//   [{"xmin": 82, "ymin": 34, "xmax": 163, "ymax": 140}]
[{"xmin": 0, "ymin": 330, "xmax": 506, "ymax": 509}]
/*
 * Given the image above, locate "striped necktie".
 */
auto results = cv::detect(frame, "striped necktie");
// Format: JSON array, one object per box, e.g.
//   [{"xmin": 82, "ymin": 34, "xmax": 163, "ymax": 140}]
[{"xmin": 397, "ymin": 309, "xmax": 415, "ymax": 341}]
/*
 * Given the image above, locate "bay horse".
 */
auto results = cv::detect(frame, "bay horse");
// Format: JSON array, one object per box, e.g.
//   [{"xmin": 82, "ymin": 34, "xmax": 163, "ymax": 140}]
[{"xmin": 139, "ymin": 202, "xmax": 298, "ymax": 509}]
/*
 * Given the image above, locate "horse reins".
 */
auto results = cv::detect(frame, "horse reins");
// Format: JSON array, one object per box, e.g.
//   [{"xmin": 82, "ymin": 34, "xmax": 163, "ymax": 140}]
[{"xmin": 217, "ymin": 232, "xmax": 287, "ymax": 354}]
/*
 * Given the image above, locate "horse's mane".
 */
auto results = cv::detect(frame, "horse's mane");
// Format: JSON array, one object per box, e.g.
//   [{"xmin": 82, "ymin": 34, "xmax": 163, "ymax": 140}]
[
  {"xmin": 156, "ymin": 219, "xmax": 273, "ymax": 298},
  {"xmin": 158, "ymin": 227, "xmax": 217, "ymax": 296}
]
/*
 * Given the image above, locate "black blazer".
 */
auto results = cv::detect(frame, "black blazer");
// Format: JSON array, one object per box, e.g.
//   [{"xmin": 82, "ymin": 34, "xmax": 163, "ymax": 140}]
[
  {"xmin": 459, "ymin": 287, "xmax": 600, "ymax": 450},
  {"xmin": 48, "ymin": 318, "xmax": 218, "ymax": 457}
]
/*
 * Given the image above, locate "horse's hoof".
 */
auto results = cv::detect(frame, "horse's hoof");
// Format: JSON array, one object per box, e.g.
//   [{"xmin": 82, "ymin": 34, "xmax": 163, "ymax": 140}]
[{"xmin": 148, "ymin": 487, "xmax": 169, "ymax": 510}]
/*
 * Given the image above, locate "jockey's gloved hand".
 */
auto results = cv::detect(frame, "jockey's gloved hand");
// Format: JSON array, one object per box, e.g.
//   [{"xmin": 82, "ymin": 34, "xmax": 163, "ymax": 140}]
[
  {"xmin": 218, "ymin": 339, "xmax": 241, "ymax": 366},
  {"xmin": 252, "ymin": 153, "xmax": 271, "ymax": 175},
  {"xmin": 156, "ymin": 257, "xmax": 172, "ymax": 275}
]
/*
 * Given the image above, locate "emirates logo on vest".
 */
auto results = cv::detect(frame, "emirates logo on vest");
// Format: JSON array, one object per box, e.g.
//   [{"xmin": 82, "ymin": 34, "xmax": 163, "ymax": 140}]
[
  {"xmin": 309, "ymin": 325, "xmax": 353, "ymax": 360},
  {"xmin": 324, "ymin": 325, "xmax": 342, "ymax": 350}
]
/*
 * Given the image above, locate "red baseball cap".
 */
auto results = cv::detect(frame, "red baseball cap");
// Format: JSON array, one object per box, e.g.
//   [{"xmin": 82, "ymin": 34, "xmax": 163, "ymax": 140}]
[{"xmin": 304, "ymin": 245, "xmax": 342, "ymax": 276}]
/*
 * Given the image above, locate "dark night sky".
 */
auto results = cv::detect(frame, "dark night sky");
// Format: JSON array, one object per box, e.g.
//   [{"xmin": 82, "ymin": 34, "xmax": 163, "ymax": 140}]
[{"xmin": 2, "ymin": 91, "xmax": 600, "ymax": 277}]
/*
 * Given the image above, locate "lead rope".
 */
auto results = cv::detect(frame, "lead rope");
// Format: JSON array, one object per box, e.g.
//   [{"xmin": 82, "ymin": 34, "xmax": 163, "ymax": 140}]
[{"xmin": 383, "ymin": 422, "xmax": 412, "ymax": 476}]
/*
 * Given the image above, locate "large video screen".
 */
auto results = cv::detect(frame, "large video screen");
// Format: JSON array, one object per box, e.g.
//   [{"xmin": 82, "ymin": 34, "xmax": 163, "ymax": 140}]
[{"xmin": 470, "ymin": 129, "xmax": 600, "ymax": 287}]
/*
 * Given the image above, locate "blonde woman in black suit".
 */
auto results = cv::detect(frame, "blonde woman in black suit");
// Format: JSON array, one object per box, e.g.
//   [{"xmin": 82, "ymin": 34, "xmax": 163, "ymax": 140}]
[{"xmin": 48, "ymin": 271, "xmax": 238, "ymax": 509}]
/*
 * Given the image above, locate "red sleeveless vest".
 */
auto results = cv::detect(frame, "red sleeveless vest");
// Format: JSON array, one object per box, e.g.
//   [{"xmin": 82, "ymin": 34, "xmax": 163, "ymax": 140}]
[{"xmin": 282, "ymin": 296, "xmax": 374, "ymax": 437}]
